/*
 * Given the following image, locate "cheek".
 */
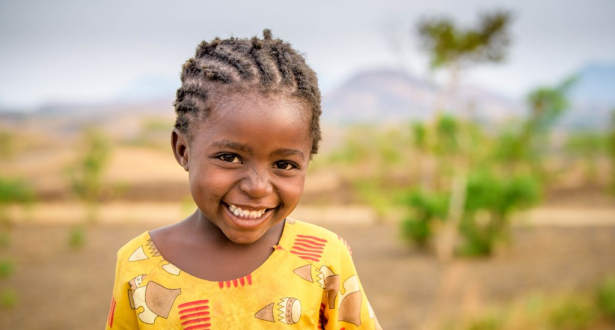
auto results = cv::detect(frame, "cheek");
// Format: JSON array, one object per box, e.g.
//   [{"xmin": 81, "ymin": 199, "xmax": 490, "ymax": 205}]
[
  {"xmin": 189, "ymin": 168, "xmax": 230, "ymax": 201},
  {"xmin": 279, "ymin": 175, "xmax": 306, "ymax": 203}
]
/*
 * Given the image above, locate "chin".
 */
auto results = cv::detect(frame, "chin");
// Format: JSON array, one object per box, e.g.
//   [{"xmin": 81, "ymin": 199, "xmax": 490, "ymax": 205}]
[{"xmin": 227, "ymin": 233, "xmax": 262, "ymax": 245}]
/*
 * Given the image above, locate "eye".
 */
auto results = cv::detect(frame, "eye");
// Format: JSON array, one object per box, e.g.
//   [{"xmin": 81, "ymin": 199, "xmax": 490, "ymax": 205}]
[
  {"xmin": 217, "ymin": 153, "xmax": 242, "ymax": 163},
  {"xmin": 273, "ymin": 160, "xmax": 297, "ymax": 170}
]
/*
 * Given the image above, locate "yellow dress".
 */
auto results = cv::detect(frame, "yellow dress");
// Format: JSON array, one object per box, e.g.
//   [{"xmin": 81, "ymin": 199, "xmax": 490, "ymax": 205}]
[{"xmin": 105, "ymin": 218, "xmax": 383, "ymax": 329}]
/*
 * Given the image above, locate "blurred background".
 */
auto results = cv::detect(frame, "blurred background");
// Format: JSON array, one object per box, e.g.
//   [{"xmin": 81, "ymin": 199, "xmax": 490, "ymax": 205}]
[{"xmin": 1, "ymin": 0, "xmax": 614, "ymax": 329}]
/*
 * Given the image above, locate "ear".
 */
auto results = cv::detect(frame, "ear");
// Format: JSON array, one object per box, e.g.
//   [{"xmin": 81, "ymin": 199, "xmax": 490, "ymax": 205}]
[{"xmin": 171, "ymin": 128, "xmax": 190, "ymax": 171}]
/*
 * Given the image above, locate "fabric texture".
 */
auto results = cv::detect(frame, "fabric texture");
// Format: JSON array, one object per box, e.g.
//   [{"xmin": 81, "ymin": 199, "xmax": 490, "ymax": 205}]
[{"xmin": 105, "ymin": 218, "xmax": 383, "ymax": 329}]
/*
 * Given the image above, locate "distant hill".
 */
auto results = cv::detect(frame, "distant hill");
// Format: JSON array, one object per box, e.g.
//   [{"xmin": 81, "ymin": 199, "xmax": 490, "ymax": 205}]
[
  {"xmin": 321, "ymin": 69, "xmax": 524, "ymax": 125},
  {"xmin": 114, "ymin": 75, "xmax": 179, "ymax": 103},
  {"xmin": 322, "ymin": 65, "xmax": 615, "ymax": 130},
  {"xmin": 2, "ymin": 63, "xmax": 612, "ymax": 132},
  {"xmin": 559, "ymin": 63, "xmax": 615, "ymax": 131},
  {"xmin": 570, "ymin": 63, "xmax": 615, "ymax": 105}
]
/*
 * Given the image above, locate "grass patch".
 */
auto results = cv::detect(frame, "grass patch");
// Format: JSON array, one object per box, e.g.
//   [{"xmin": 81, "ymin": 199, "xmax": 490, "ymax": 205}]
[
  {"xmin": 441, "ymin": 276, "xmax": 615, "ymax": 330},
  {"xmin": 0, "ymin": 289, "xmax": 17, "ymax": 309}
]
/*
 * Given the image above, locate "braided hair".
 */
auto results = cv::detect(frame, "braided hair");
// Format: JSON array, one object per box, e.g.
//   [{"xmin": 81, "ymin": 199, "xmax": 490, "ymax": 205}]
[{"xmin": 174, "ymin": 29, "xmax": 322, "ymax": 156}]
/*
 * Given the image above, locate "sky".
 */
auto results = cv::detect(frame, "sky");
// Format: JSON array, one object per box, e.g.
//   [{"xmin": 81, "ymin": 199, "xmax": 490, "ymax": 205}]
[{"xmin": 1, "ymin": 0, "xmax": 614, "ymax": 109}]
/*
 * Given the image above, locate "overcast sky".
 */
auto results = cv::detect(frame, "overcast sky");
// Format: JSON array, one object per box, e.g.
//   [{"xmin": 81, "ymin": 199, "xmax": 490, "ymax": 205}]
[{"xmin": 1, "ymin": 0, "xmax": 614, "ymax": 108}]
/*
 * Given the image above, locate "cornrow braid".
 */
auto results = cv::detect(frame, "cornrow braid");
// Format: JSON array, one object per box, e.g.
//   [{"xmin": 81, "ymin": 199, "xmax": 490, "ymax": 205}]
[{"xmin": 173, "ymin": 29, "xmax": 322, "ymax": 155}]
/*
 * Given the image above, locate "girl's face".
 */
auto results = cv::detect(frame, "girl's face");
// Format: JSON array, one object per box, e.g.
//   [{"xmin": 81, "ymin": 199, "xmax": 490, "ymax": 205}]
[{"xmin": 174, "ymin": 93, "xmax": 312, "ymax": 245}]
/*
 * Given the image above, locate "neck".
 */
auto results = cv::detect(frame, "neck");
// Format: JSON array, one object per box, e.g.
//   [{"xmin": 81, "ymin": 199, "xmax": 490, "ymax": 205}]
[{"xmin": 189, "ymin": 209, "xmax": 285, "ymax": 248}]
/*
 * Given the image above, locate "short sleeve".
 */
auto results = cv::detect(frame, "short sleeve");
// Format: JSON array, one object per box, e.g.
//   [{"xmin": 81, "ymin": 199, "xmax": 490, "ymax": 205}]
[
  {"xmin": 105, "ymin": 251, "xmax": 139, "ymax": 330},
  {"xmin": 319, "ymin": 238, "xmax": 383, "ymax": 330}
]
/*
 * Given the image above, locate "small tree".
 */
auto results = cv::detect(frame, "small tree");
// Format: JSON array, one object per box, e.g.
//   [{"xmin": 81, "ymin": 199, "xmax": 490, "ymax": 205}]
[
  {"xmin": 415, "ymin": 10, "xmax": 513, "ymax": 260},
  {"xmin": 418, "ymin": 10, "xmax": 512, "ymax": 113},
  {"xmin": 400, "ymin": 188, "xmax": 449, "ymax": 248},
  {"xmin": 0, "ymin": 177, "xmax": 34, "ymax": 229},
  {"xmin": 458, "ymin": 169, "xmax": 540, "ymax": 256},
  {"xmin": 67, "ymin": 128, "xmax": 111, "ymax": 225},
  {"xmin": 500, "ymin": 77, "xmax": 576, "ymax": 174},
  {"xmin": 0, "ymin": 130, "xmax": 15, "ymax": 160},
  {"xmin": 608, "ymin": 111, "xmax": 615, "ymax": 193},
  {"xmin": 564, "ymin": 131, "xmax": 608, "ymax": 184}
]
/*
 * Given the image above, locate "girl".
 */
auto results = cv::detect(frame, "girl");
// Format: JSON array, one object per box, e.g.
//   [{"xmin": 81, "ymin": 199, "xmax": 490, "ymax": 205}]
[{"xmin": 106, "ymin": 30, "xmax": 382, "ymax": 330}]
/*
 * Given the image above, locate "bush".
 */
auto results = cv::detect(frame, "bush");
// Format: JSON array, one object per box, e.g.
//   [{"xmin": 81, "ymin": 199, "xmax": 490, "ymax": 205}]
[
  {"xmin": 0, "ymin": 259, "xmax": 14, "ymax": 278},
  {"xmin": 458, "ymin": 169, "xmax": 540, "ymax": 257},
  {"xmin": 464, "ymin": 314, "xmax": 502, "ymax": 330},
  {"xmin": 0, "ymin": 177, "xmax": 34, "ymax": 206},
  {"xmin": 597, "ymin": 276, "xmax": 615, "ymax": 321},
  {"xmin": 548, "ymin": 297, "xmax": 595, "ymax": 330},
  {"xmin": 69, "ymin": 225, "xmax": 86, "ymax": 249},
  {"xmin": 0, "ymin": 232, "xmax": 9, "ymax": 249},
  {"xmin": 401, "ymin": 217, "xmax": 432, "ymax": 247},
  {"xmin": 400, "ymin": 188, "xmax": 449, "ymax": 247},
  {"xmin": 0, "ymin": 289, "xmax": 17, "ymax": 309}
]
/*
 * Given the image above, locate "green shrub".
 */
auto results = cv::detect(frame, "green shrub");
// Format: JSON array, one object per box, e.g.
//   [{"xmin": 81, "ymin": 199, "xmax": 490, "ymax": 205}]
[
  {"xmin": 548, "ymin": 297, "xmax": 595, "ymax": 330},
  {"xmin": 0, "ymin": 231, "xmax": 9, "ymax": 249},
  {"xmin": 0, "ymin": 259, "xmax": 14, "ymax": 278},
  {"xmin": 0, "ymin": 130, "xmax": 15, "ymax": 159},
  {"xmin": 464, "ymin": 314, "xmax": 502, "ymax": 330},
  {"xmin": 0, "ymin": 177, "xmax": 35, "ymax": 206},
  {"xmin": 458, "ymin": 169, "xmax": 540, "ymax": 257},
  {"xmin": 400, "ymin": 188, "xmax": 449, "ymax": 247},
  {"xmin": 597, "ymin": 276, "xmax": 615, "ymax": 320},
  {"xmin": 411, "ymin": 122, "xmax": 427, "ymax": 150},
  {"xmin": 435, "ymin": 115, "xmax": 460, "ymax": 155},
  {"xmin": 401, "ymin": 217, "xmax": 432, "ymax": 247},
  {"xmin": 67, "ymin": 128, "xmax": 111, "ymax": 203},
  {"xmin": 69, "ymin": 225, "xmax": 86, "ymax": 249},
  {"xmin": 0, "ymin": 289, "xmax": 17, "ymax": 309}
]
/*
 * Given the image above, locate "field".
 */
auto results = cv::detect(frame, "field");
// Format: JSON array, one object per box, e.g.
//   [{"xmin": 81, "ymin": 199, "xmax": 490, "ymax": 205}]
[
  {"xmin": 1, "ymin": 121, "xmax": 614, "ymax": 330},
  {"xmin": 0, "ymin": 207, "xmax": 614, "ymax": 329}
]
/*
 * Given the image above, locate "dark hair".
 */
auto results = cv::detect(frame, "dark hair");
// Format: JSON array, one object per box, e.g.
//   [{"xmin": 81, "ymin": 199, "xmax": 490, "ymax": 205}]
[{"xmin": 174, "ymin": 29, "xmax": 322, "ymax": 155}]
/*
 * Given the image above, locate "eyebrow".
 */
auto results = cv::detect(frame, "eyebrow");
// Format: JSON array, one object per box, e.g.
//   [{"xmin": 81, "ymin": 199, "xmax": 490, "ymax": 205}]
[
  {"xmin": 211, "ymin": 140, "xmax": 305, "ymax": 160},
  {"xmin": 211, "ymin": 140, "xmax": 253, "ymax": 153},
  {"xmin": 271, "ymin": 148, "xmax": 305, "ymax": 160}
]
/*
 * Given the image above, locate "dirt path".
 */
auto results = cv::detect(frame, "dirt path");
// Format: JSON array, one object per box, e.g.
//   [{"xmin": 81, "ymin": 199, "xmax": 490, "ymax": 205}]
[{"xmin": 1, "ymin": 213, "xmax": 614, "ymax": 329}]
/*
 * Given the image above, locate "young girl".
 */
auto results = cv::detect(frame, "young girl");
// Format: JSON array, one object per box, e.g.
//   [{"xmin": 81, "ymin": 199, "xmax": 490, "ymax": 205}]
[{"xmin": 106, "ymin": 30, "xmax": 382, "ymax": 330}]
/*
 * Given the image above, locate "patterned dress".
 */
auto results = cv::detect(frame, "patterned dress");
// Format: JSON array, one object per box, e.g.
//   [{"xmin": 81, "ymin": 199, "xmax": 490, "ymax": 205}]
[{"xmin": 105, "ymin": 218, "xmax": 383, "ymax": 329}]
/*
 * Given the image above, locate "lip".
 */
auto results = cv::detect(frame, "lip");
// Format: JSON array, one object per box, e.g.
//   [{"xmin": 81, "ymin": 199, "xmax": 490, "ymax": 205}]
[
  {"xmin": 222, "ymin": 202, "xmax": 275, "ymax": 230},
  {"xmin": 225, "ymin": 202, "xmax": 273, "ymax": 212}
]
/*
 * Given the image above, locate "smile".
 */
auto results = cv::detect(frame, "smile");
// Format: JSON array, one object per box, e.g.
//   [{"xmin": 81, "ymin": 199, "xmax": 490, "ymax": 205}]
[{"xmin": 227, "ymin": 203, "xmax": 270, "ymax": 220}]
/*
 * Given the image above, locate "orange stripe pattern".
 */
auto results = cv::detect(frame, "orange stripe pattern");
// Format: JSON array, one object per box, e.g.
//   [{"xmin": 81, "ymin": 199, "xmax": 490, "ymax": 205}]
[
  {"xmin": 107, "ymin": 296, "xmax": 116, "ymax": 328},
  {"xmin": 217, "ymin": 274, "xmax": 252, "ymax": 289},
  {"xmin": 178, "ymin": 300, "xmax": 211, "ymax": 330},
  {"xmin": 290, "ymin": 235, "xmax": 327, "ymax": 262}
]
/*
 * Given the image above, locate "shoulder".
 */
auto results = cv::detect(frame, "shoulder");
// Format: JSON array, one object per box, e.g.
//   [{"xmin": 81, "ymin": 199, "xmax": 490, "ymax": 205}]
[
  {"xmin": 116, "ymin": 231, "xmax": 153, "ymax": 260},
  {"xmin": 115, "ymin": 231, "xmax": 165, "ymax": 276},
  {"xmin": 285, "ymin": 217, "xmax": 343, "ymax": 242},
  {"xmin": 114, "ymin": 231, "xmax": 166, "ymax": 284},
  {"xmin": 282, "ymin": 217, "xmax": 353, "ymax": 260}
]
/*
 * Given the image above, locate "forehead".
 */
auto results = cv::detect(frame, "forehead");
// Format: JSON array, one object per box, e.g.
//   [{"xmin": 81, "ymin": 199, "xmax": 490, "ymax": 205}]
[
  {"xmin": 213, "ymin": 92, "xmax": 309, "ymax": 124},
  {"xmin": 191, "ymin": 92, "xmax": 312, "ymax": 152}
]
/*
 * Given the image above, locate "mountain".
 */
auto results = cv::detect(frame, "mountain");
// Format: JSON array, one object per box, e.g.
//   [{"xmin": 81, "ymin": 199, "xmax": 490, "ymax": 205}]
[
  {"xmin": 3, "ymin": 64, "xmax": 611, "ymax": 131},
  {"xmin": 322, "ymin": 70, "xmax": 436, "ymax": 123},
  {"xmin": 322, "ymin": 65, "xmax": 615, "ymax": 130},
  {"xmin": 559, "ymin": 63, "xmax": 615, "ymax": 131},
  {"xmin": 114, "ymin": 75, "xmax": 179, "ymax": 103},
  {"xmin": 570, "ymin": 63, "xmax": 615, "ymax": 105},
  {"xmin": 321, "ymin": 69, "xmax": 523, "ymax": 125}
]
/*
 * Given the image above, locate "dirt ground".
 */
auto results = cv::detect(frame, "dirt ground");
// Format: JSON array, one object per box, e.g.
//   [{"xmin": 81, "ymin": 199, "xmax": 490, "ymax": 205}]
[{"xmin": 1, "ymin": 211, "xmax": 614, "ymax": 330}]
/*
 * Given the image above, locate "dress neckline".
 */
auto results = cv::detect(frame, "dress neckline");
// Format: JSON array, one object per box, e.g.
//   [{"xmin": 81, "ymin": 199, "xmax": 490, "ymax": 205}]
[{"xmin": 144, "ymin": 219, "xmax": 291, "ymax": 283}]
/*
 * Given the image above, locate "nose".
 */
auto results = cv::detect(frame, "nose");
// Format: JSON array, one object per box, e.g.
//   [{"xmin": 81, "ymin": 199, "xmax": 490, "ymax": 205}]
[{"xmin": 239, "ymin": 167, "xmax": 273, "ymax": 198}]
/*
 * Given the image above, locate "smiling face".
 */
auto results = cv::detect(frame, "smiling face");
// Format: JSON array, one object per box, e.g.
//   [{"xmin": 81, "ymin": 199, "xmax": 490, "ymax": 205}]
[{"xmin": 172, "ymin": 92, "xmax": 312, "ymax": 245}]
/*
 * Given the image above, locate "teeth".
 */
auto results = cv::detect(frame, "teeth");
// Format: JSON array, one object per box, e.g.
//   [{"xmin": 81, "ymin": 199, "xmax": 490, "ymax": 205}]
[{"xmin": 227, "ymin": 204, "xmax": 267, "ymax": 220}]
